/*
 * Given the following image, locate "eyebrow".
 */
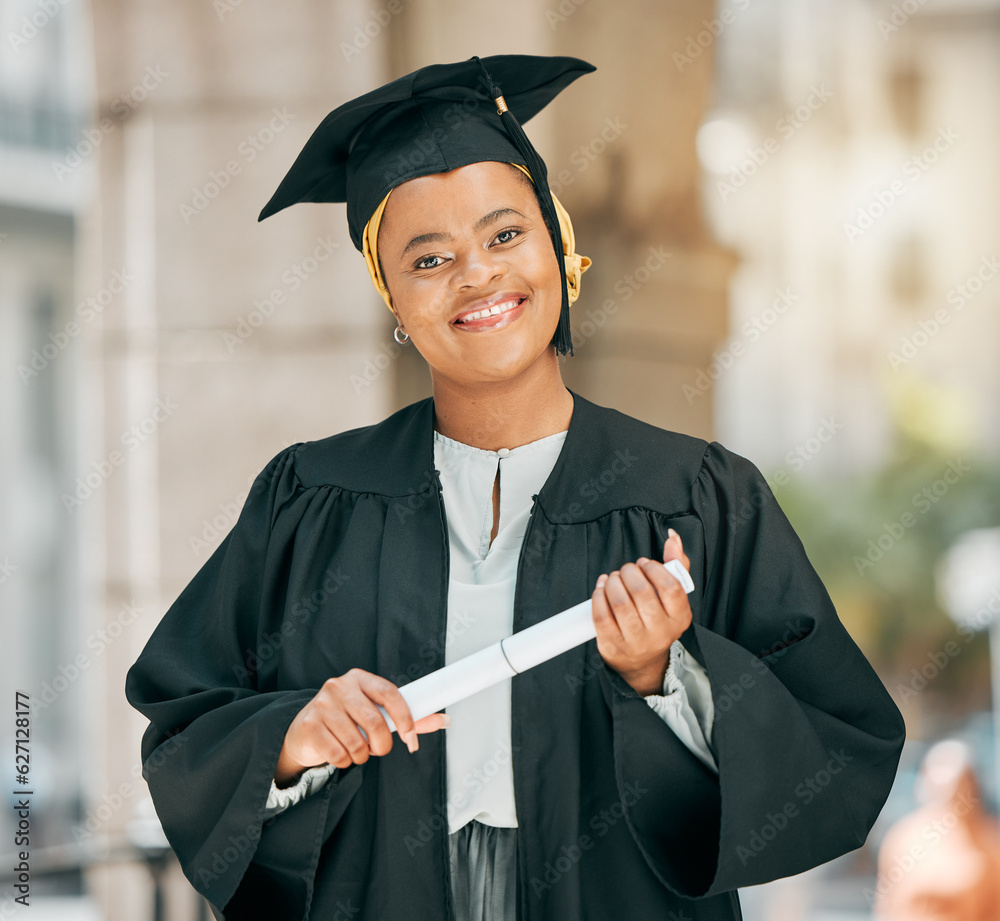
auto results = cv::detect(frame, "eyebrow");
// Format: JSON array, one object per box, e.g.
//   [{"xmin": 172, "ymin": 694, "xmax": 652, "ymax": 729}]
[{"xmin": 400, "ymin": 208, "xmax": 526, "ymax": 258}]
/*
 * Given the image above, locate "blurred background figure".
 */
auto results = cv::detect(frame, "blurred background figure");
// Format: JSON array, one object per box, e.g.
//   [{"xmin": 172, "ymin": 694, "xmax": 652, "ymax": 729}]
[{"xmin": 874, "ymin": 740, "xmax": 1000, "ymax": 920}]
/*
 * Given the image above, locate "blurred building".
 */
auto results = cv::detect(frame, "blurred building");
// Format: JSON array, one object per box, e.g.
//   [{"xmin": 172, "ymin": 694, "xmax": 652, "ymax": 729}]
[
  {"xmin": 698, "ymin": 3, "xmax": 1000, "ymax": 918},
  {"xmin": 0, "ymin": 0, "xmax": 95, "ymax": 915},
  {"xmin": 700, "ymin": 0, "xmax": 1000, "ymax": 482}
]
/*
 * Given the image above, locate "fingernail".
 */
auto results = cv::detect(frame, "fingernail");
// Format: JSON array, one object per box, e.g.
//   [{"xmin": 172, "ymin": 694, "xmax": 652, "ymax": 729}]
[
  {"xmin": 668, "ymin": 528, "xmax": 680, "ymax": 542},
  {"xmin": 596, "ymin": 574, "xmax": 607, "ymax": 589},
  {"xmin": 439, "ymin": 714, "xmax": 452, "ymax": 728},
  {"xmin": 405, "ymin": 731, "xmax": 417, "ymax": 754}
]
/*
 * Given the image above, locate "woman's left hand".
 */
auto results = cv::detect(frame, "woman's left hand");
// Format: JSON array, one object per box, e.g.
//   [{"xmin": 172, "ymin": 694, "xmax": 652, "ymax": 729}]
[{"xmin": 591, "ymin": 529, "xmax": 693, "ymax": 696}]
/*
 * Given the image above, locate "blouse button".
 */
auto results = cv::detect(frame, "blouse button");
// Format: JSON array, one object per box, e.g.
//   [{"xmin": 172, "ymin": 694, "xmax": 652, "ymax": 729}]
[{"xmin": 497, "ymin": 447, "xmax": 510, "ymax": 457}]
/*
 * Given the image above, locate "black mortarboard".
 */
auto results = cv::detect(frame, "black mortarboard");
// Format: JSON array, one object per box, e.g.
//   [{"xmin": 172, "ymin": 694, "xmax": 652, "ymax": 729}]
[{"xmin": 258, "ymin": 53, "xmax": 596, "ymax": 356}]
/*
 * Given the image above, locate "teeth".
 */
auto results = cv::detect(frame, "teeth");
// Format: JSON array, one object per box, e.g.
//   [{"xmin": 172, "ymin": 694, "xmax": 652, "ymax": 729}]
[{"xmin": 457, "ymin": 299, "xmax": 520, "ymax": 323}]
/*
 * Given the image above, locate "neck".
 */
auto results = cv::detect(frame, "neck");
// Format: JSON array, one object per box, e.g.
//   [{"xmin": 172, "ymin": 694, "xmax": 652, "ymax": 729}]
[{"xmin": 431, "ymin": 350, "xmax": 574, "ymax": 451}]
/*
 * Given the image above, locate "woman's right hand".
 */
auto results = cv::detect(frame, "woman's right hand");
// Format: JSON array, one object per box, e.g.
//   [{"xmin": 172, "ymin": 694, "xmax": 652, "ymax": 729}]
[{"xmin": 274, "ymin": 668, "xmax": 450, "ymax": 787}]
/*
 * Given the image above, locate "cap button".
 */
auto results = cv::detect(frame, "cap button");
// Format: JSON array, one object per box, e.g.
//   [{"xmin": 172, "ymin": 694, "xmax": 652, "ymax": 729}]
[{"xmin": 497, "ymin": 447, "xmax": 511, "ymax": 458}]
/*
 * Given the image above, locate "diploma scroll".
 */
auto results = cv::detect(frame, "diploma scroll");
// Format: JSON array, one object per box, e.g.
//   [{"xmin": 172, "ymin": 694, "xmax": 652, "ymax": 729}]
[{"xmin": 361, "ymin": 559, "xmax": 694, "ymax": 738}]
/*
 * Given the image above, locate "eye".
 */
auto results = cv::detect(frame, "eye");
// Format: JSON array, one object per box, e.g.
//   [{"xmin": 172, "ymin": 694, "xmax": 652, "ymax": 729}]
[
  {"xmin": 492, "ymin": 227, "xmax": 521, "ymax": 246},
  {"xmin": 414, "ymin": 254, "xmax": 445, "ymax": 270}
]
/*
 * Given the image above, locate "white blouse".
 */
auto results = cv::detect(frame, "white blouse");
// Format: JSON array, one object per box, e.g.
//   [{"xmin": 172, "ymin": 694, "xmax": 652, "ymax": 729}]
[{"xmin": 264, "ymin": 427, "xmax": 717, "ymax": 824}]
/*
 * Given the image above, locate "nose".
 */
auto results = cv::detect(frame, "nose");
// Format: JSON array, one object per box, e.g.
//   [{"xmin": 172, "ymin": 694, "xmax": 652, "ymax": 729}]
[{"xmin": 450, "ymin": 245, "xmax": 506, "ymax": 291}]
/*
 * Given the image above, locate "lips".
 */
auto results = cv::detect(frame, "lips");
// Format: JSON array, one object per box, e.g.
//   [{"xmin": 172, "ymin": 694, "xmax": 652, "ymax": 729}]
[{"xmin": 452, "ymin": 293, "xmax": 526, "ymax": 325}]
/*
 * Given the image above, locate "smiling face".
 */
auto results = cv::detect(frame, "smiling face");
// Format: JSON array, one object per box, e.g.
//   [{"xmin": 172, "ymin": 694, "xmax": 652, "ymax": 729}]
[{"xmin": 377, "ymin": 160, "xmax": 564, "ymax": 389}]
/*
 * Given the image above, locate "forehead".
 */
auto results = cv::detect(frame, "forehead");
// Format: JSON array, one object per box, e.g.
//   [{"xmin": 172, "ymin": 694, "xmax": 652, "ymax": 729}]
[{"xmin": 381, "ymin": 161, "xmax": 534, "ymax": 229}]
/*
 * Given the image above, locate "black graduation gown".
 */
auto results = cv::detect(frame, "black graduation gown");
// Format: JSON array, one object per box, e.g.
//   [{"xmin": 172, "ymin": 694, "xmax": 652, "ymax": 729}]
[{"xmin": 125, "ymin": 388, "xmax": 905, "ymax": 921}]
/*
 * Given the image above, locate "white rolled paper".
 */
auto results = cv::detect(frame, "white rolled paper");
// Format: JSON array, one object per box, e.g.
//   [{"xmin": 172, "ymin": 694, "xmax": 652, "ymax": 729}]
[{"xmin": 363, "ymin": 558, "xmax": 694, "ymax": 737}]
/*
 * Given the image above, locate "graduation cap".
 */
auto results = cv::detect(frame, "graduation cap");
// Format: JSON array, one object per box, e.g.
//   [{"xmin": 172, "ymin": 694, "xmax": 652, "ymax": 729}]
[{"xmin": 258, "ymin": 53, "xmax": 596, "ymax": 356}]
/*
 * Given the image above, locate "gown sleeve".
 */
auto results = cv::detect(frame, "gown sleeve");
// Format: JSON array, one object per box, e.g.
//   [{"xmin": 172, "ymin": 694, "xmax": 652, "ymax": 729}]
[
  {"xmin": 595, "ymin": 440, "xmax": 905, "ymax": 899},
  {"xmin": 124, "ymin": 446, "xmax": 364, "ymax": 917}
]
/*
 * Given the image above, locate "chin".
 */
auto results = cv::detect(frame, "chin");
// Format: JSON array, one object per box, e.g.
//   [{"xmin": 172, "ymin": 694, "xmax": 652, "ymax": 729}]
[{"xmin": 466, "ymin": 341, "xmax": 557, "ymax": 384}]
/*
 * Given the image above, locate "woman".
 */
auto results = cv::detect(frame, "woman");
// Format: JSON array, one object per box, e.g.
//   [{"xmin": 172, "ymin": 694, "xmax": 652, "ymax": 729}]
[{"xmin": 126, "ymin": 54, "xmax": 906, "ymax": 921}]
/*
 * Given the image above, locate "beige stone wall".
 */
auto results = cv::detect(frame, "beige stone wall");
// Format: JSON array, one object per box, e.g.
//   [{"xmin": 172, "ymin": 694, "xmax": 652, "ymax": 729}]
[
  {"xmin": 548, "ymin": 2, "xmax": 739, "ymax": 438},
  {"xmin": 84, "ymin": 2, "xmax": 730, "ymax": 917}
]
